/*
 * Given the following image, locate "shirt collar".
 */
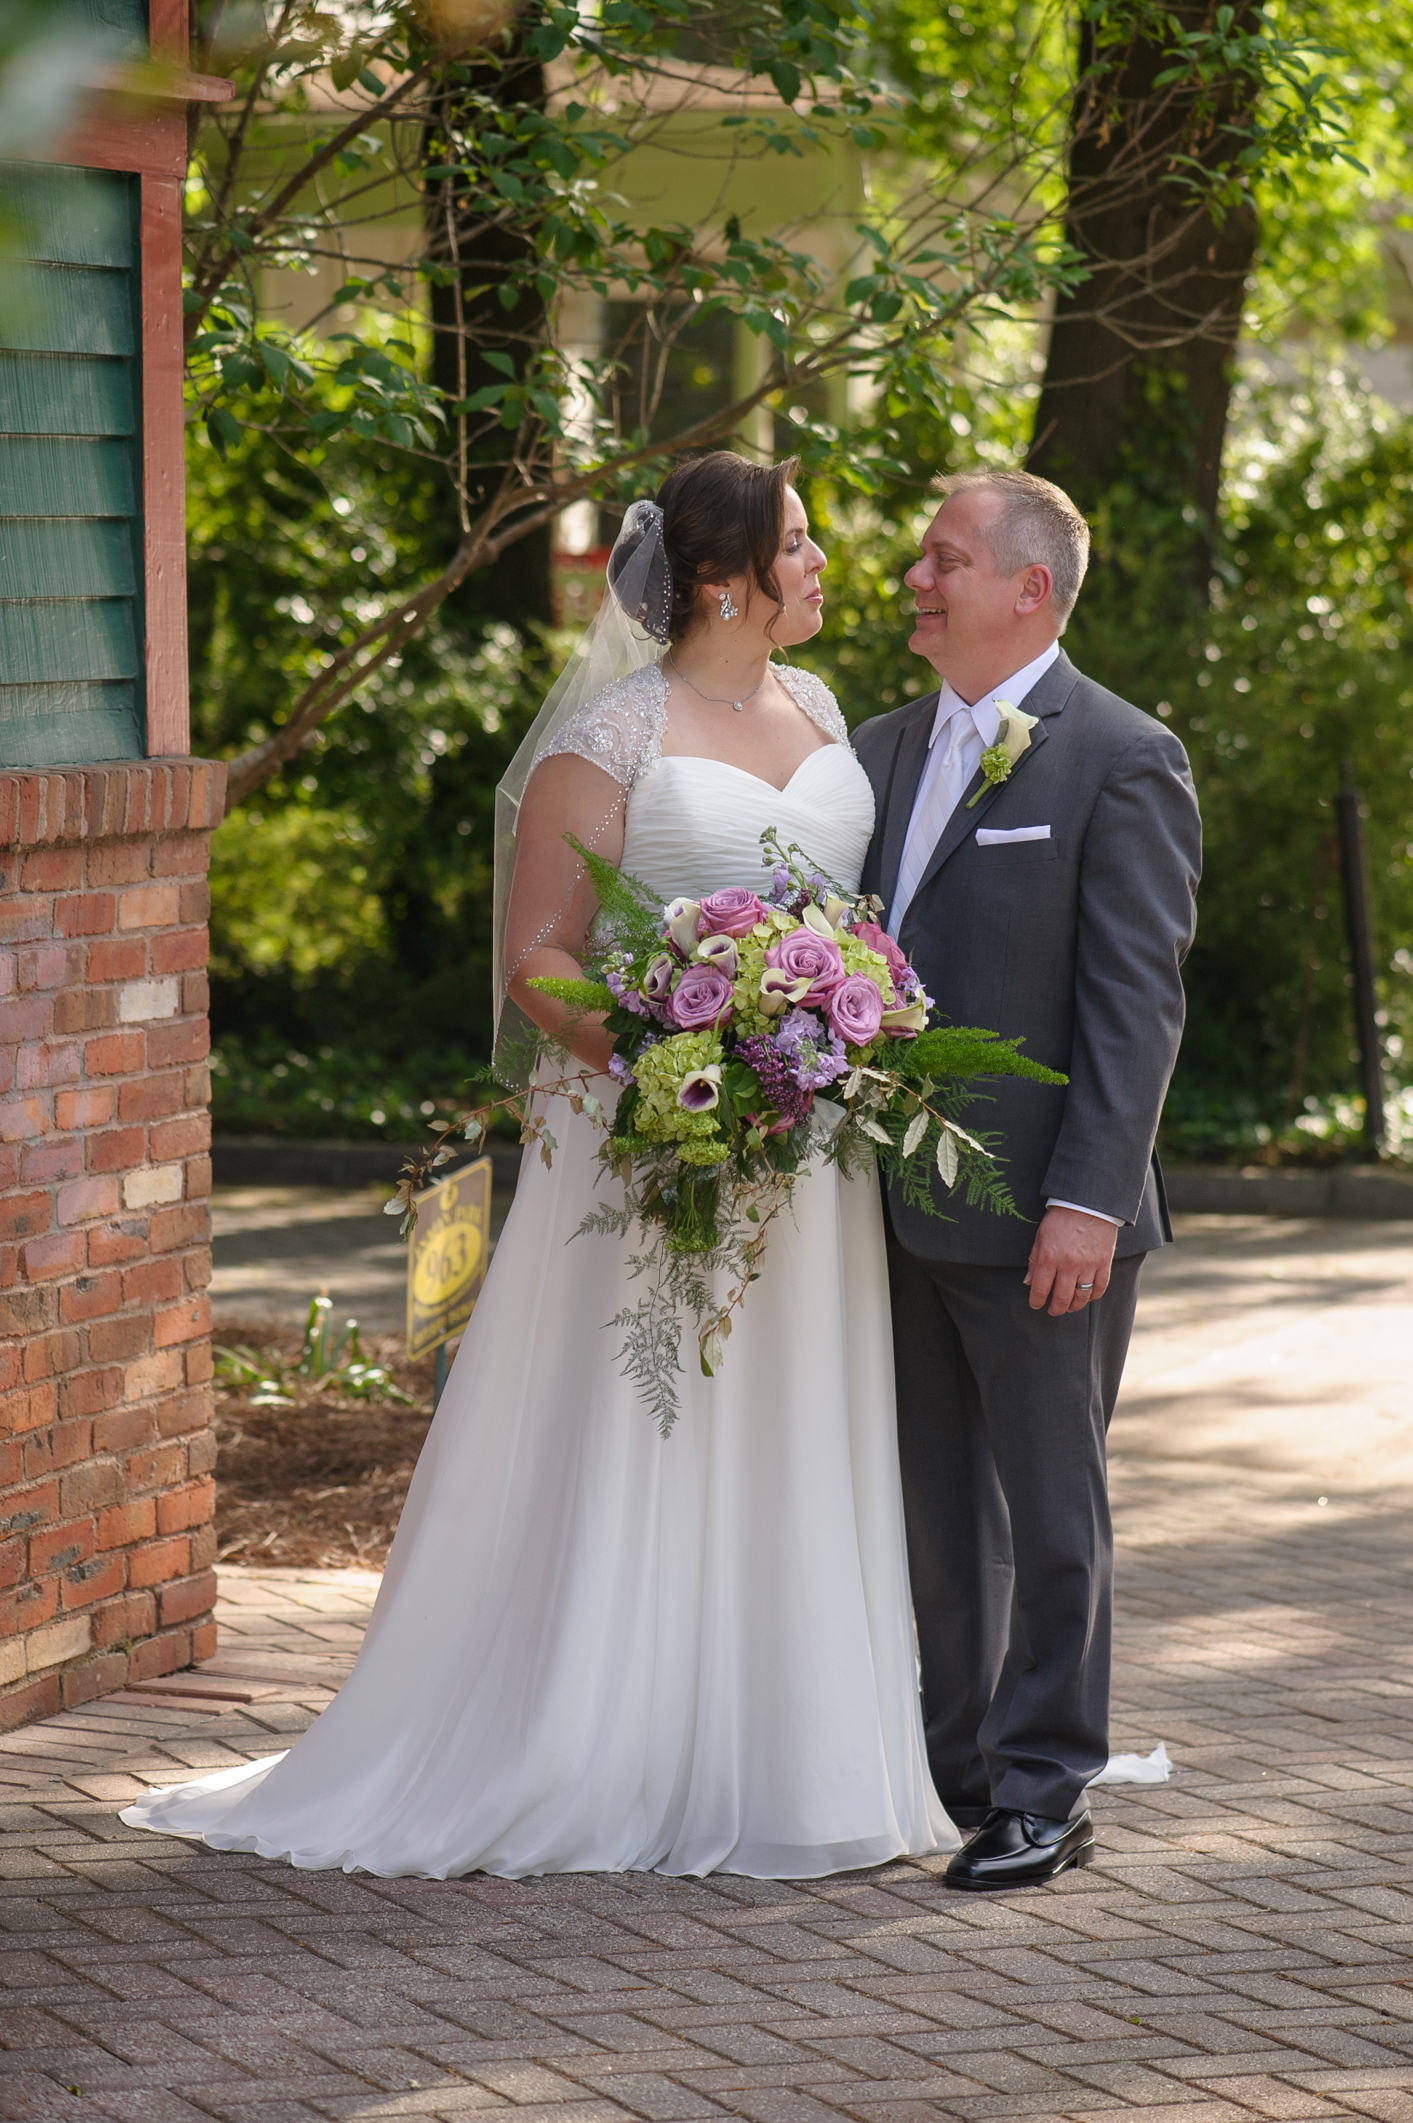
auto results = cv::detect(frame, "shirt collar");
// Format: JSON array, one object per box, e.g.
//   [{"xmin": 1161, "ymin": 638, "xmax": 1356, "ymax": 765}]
[{"xmin": 926, "ymin": 639, "xmax": 1060, "ymax": 751}]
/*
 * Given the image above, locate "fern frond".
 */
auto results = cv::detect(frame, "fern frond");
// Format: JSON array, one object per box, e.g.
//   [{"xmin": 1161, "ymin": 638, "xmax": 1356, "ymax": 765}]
[
  {"xmin": 527, "ymin": 976, "xmax": 616, "ymax": 1012},
  {"xmin": 893, "ymin": 1026, "xmax": 1067, "ymax": 1087},
  {"xmin": 564, "ymin": 834, "xmax": 664, "ymax": 954}
]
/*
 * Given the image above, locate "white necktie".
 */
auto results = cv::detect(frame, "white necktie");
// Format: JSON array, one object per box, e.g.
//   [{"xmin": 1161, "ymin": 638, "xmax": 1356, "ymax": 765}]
[{"xmin": 890, "ymin": 708, "xmax": 975, "ymax": 934}]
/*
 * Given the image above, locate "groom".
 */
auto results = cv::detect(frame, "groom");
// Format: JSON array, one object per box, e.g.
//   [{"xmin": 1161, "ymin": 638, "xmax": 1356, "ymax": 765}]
[{"xmin": 854, "ymin": 469, "xmax": 1202, "ymax": 1890}]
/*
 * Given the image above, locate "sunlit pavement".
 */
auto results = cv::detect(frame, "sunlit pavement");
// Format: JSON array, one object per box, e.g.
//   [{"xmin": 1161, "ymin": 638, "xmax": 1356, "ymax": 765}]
[
  {"xmin": 0, "ymin": 1212, "xmax": 1409, "ymax": 2121},
  {"xmin": 211, "ymin": 1184, "xmax": 514, "ymax": 1335}
]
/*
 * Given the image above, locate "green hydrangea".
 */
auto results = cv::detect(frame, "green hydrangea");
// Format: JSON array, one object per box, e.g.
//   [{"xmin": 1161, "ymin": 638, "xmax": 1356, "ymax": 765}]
[
  {"xmin": 838, "ymin": 934, "xmax": 893, "ymax": 990},
  {"xmin": 732, "ymin": 933, "xmax": 774, "ymax": 1036},
  {"xmin": 634, "ymin": 1032, "xmax": 729, "ymax": 1163}
]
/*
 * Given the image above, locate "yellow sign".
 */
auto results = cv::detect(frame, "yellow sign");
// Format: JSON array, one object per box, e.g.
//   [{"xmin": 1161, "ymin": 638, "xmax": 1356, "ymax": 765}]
[{"xmin": 405, "ymin": 1157, "xmax": 492, "ymax": 1362}]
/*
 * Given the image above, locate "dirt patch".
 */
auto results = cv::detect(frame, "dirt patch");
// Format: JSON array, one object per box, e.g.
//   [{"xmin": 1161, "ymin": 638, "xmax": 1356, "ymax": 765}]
[{"xmin": 212, "ymin": 1317, "xmax": 449, "ymax": 1569}]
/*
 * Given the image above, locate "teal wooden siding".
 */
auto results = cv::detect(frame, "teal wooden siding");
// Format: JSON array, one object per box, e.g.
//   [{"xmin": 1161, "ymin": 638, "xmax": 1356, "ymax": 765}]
[
  {"xmin": 0, "ymin": 162, "xmax": 145, "ymax": 767},
  {"xmin": 75, "ymin": 0, "xmax": 148, "ymax": 42}
]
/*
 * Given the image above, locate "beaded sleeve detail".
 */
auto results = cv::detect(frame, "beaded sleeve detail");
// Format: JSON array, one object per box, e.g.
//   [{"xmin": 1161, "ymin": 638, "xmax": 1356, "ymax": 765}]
[
  {"xmin": 532, "ymin": 659, "xmax": 848, "ymax": 790},
  {"xmin": 776, "ymin": 665, "xmax": 850, "ymax": 748},
  {"xmin": 533, "ymin": 662, "xmax": 670, "ymax": 793}
]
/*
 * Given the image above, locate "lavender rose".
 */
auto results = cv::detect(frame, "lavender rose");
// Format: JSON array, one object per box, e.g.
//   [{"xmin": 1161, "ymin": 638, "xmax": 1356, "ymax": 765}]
[
  {"xmin": 698, "ymin": 886, "xmax": 767, "ymax": 938},
  {"xmin": 766, "ymin": 926, "xmax": 844, "ymax": 1006},
  {"xmin": 668, "ymin": 963, "xmax": 735, "ymax": 1031},
  {"xmin": 827, "ymin": 974, "xmax": 885, "ymax": 1048}
]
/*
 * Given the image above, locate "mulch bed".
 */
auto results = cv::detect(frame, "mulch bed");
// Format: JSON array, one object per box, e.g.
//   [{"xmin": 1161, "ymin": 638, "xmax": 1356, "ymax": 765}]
[{"xmin": 212, "ymin": 1317, "xmax": 448, "ymax": 1570}]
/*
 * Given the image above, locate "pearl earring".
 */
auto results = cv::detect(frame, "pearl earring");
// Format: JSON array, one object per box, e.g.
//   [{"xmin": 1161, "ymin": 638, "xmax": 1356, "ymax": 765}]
[{"xmin": 717, "ymin": 587, "xmax": 739, "ymax": 622}]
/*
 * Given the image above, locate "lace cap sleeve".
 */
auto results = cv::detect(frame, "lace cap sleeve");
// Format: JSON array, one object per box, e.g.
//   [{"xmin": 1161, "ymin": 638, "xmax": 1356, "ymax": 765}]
[
  {"xmin": 533, "ymin": 662, "xmax": 668, "ymax": 792},
  {"xmin": 778, "ymin": 665, "xmax": 850, "ymax": 748}
]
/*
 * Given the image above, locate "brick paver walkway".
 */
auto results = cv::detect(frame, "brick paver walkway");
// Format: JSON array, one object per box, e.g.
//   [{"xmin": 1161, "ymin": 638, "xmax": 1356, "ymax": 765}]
[{"xmin": 0, "ymin": 1218, "xmax": 1410, "ymax": 2122}]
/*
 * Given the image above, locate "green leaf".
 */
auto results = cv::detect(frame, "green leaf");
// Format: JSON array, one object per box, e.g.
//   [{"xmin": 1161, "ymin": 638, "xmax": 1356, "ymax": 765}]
[
  {"xmin": 936, "ymin": 1128, "xmax": 959, "ymax": 1189},
  {"xmin": 330, "ymin": 46, "xmax": 363, "ymax": 91},
  {"xmin": 768, "ymin": 58, "xmax": 801, "ymax": 103},
  {"xmin": 482, "ymin": 350, "xmax": 517, "ymax": 376},
  {"xmin": 205, "ymin": 406, "xmax": 241, "ymax": 460},
  {"xmin": 450, "ymin": 384, "xmax": 509, "ymax": 412}
]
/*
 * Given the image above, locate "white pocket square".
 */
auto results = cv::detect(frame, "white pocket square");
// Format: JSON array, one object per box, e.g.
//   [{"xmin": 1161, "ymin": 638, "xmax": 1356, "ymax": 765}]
[{"xmin": 975, "ymin": 825, "xmax": 1051, "ymax": 845}]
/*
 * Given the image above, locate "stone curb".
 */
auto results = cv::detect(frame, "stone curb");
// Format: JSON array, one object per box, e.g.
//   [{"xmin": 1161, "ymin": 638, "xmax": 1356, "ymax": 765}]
[
  {"xmin": 212, "ymin": 1133, "xmax": 523, "ymax": 1192},
  {"xmin": 1164, "ymin": 1161, "xmax": 1413, "ymax": 1218},
  {"xmin": 211, "ymin": 1138, "xmax": 1413, "ymax": 1219}
]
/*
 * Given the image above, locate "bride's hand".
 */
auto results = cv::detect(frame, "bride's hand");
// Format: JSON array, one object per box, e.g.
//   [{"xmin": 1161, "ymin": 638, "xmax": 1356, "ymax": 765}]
[{"xmin": 509, "ymin": 947, "xmax": 617, "ymax": 1078}]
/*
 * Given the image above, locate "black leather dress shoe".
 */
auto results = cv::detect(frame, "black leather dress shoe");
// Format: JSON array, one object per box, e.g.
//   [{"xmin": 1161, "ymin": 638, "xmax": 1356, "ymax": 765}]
[
  {"xmin": 938, "ymin": 1793, "xmax": 993, "ymax": 1834},
  {"xmin": 944, "ymin": 1806, "xmax": 1094, "ymax": 1890}
]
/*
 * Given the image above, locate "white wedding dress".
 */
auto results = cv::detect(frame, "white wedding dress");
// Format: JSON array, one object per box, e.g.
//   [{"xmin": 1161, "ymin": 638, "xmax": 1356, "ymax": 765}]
[{"xmin": 121, "ymin": 665, "xmax": 954, "ymax": 1879}]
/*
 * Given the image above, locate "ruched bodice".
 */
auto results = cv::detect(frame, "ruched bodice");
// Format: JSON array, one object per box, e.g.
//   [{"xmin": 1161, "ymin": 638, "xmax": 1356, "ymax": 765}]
[{"xmin": 620, "ymin": 742, "xmax": 875, "ymax": 902}]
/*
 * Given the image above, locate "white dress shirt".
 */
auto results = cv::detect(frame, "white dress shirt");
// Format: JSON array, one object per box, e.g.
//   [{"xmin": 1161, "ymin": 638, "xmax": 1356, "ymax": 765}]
[{"xmin": 887, "ymin": 639, "xmax": 1121, "ymax": 1232}]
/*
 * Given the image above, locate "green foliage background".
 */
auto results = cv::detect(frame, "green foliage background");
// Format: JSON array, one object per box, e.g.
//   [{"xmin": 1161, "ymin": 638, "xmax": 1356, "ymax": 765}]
[
  {"xmin": 794, "ymin": 374, "xmax": 1413, "ymax": 1162},
  {"xmin": 197, "ymin": 0, "xmax": 1413, "ymax": 1159}
]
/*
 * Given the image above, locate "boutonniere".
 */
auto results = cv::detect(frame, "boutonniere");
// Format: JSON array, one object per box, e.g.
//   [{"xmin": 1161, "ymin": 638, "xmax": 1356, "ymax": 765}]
[{"xmin": 967, "ymin": 701, "xmax": 1040, "ymax": 808}]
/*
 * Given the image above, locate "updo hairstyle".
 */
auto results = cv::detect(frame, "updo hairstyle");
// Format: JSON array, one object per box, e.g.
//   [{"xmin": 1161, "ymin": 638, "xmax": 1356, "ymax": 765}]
[{"xmin": 608, "ymin": 451, "xmax": 799, "ymax": 644}]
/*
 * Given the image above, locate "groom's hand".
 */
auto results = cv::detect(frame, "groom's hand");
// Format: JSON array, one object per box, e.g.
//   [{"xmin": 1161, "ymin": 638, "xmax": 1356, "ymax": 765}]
[{"xmin": 1025, "ymin": 1207, "xmax": 1119, "ymax": 1317}]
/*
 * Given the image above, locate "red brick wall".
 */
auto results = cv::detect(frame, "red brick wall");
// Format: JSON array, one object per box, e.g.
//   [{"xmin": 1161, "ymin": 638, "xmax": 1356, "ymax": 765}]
[{"xmin": 0, "ymin": 760, "xmax": 226, "ymax": 1730}]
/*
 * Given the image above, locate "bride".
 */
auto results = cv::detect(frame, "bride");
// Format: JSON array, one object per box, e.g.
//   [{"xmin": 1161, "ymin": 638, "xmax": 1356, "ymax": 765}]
[{"xmin": 120, "ymin": 450, "xmax": 955, "ymax": 1879}]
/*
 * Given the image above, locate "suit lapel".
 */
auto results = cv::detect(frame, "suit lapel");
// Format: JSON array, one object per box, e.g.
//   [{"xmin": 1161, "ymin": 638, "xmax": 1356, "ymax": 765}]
[
  {"xmin": 898, "ymin": 650, "xmax": 1081, "ymax": 922},
  {"xmin": 877, "ymin": 691, "xmax": 937, "ymax": 911}
]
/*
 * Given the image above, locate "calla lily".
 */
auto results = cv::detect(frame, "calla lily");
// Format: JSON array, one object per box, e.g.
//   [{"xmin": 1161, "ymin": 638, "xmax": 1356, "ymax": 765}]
[
  {"xmin": 881, "ymin": 1000, "xmax": 928, "ymax": 1036},
  {"xmin": 696, "ymin": 932, "xmax": 740, "ymax": 979},
  {"xmin": 758, "ymin": 967, "xmax": 811, "ymax": 1016},
  {"xmin": 822, "ymin": 893, "xmax": 850, "ymax": 928},
  {"xmin": 800, "ymin": 901, "xmax": 838, "ymax": 939},
  {"xmin": 642, "ymin": 953, "xmax": 675, "ymax": 1005},
  {"xmin": 677, "ymin": 1066, "xmax": 722, "ymax": 1112},
  {"xmin": 664, "ymin": 897, "xmax": 703, "ymax": 955}
]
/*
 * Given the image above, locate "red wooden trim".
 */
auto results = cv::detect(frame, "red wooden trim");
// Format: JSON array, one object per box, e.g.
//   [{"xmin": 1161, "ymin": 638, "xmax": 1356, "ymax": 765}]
[
  {"xmin": 140, "ymin": 171, "xmax": 190, "ymax": 758},
  {"xmin": 87, "ymin": 63, "xmax": 234, "ymax": 102},
  {"xmin": 46, "ymin": 107, "xmax": 186, "ymax": 179},
  {"xmin": 149, "ymin": 0, "xmax": 189, "ymax": 59}
]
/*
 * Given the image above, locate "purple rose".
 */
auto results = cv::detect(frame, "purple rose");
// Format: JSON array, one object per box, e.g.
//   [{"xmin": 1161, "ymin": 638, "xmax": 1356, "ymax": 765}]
[
  {"xmin": 766, "ymin": 926, "xmax": 844, "ymax": 1006},
  {"xmin": 827, "ymin": 975, "xmax": 885, "ymax": 1048},
  {"xmin": 668, "ymin": 963, "xmax": 735, "ymax": 1030},
  {"xmin": 698, "ymin": 887, "xmax": 767, "ymax": 938}
]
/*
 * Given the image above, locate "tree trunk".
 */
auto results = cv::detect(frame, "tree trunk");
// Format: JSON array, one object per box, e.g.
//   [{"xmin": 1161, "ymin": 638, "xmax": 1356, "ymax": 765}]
[
  {"xmin": 423, "ymin": 45, "xmax": 554, "ymax": 634},
  {"xmin": 1029, "ymin": 2, "xmax": 1261, "ymax": 591}
]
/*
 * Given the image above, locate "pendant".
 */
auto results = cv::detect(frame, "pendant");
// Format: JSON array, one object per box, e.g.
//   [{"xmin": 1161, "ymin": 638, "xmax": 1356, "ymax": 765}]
[{"xmin": 733, "ymin": 701, "xmax": 743, "ymax": 712}]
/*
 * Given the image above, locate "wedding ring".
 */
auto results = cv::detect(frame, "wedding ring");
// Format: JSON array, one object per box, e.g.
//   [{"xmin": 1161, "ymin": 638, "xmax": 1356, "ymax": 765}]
[{"xmin": 1076, "ymin": 1280, "xmax": 1094, "ymax": 1290}]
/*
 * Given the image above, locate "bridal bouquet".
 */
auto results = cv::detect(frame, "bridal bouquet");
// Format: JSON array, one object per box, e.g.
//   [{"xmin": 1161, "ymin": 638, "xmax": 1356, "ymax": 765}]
[{"xmin": 393, "ymin": 832, "xmax": 1064, "ymax": 1435}]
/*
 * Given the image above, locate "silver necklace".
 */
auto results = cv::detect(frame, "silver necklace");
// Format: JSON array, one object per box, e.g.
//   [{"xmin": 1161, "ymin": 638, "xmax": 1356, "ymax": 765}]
[{"xmin": 667, "ymin": 650, "xmax": 771, "ymax": 713}]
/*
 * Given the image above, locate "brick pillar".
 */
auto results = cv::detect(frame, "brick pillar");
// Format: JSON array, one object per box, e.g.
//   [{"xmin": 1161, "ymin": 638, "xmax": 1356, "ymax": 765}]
[{"xmin": 0, "ymin": 760, "xmax": 226, "ymax": 1729}]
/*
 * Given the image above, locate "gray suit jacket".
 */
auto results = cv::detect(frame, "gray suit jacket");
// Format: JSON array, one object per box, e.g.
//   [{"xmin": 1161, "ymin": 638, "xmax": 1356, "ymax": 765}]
[{"xmin": 854, "ymin": 650, "xmax": 1202, "ymax": 1265}]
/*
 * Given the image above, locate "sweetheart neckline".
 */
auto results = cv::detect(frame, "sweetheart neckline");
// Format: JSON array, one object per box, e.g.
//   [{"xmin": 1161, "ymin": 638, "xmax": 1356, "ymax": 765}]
[{"xmin": 648, "ymin": 743, "xmax": 852, "ymax": 800}]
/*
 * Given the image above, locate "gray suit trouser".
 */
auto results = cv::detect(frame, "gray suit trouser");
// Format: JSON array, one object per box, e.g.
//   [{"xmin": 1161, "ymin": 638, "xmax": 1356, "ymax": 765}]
[{"xmin": 884, "ymin": 1213, "xmax": 1144, "ymax": 1821}]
